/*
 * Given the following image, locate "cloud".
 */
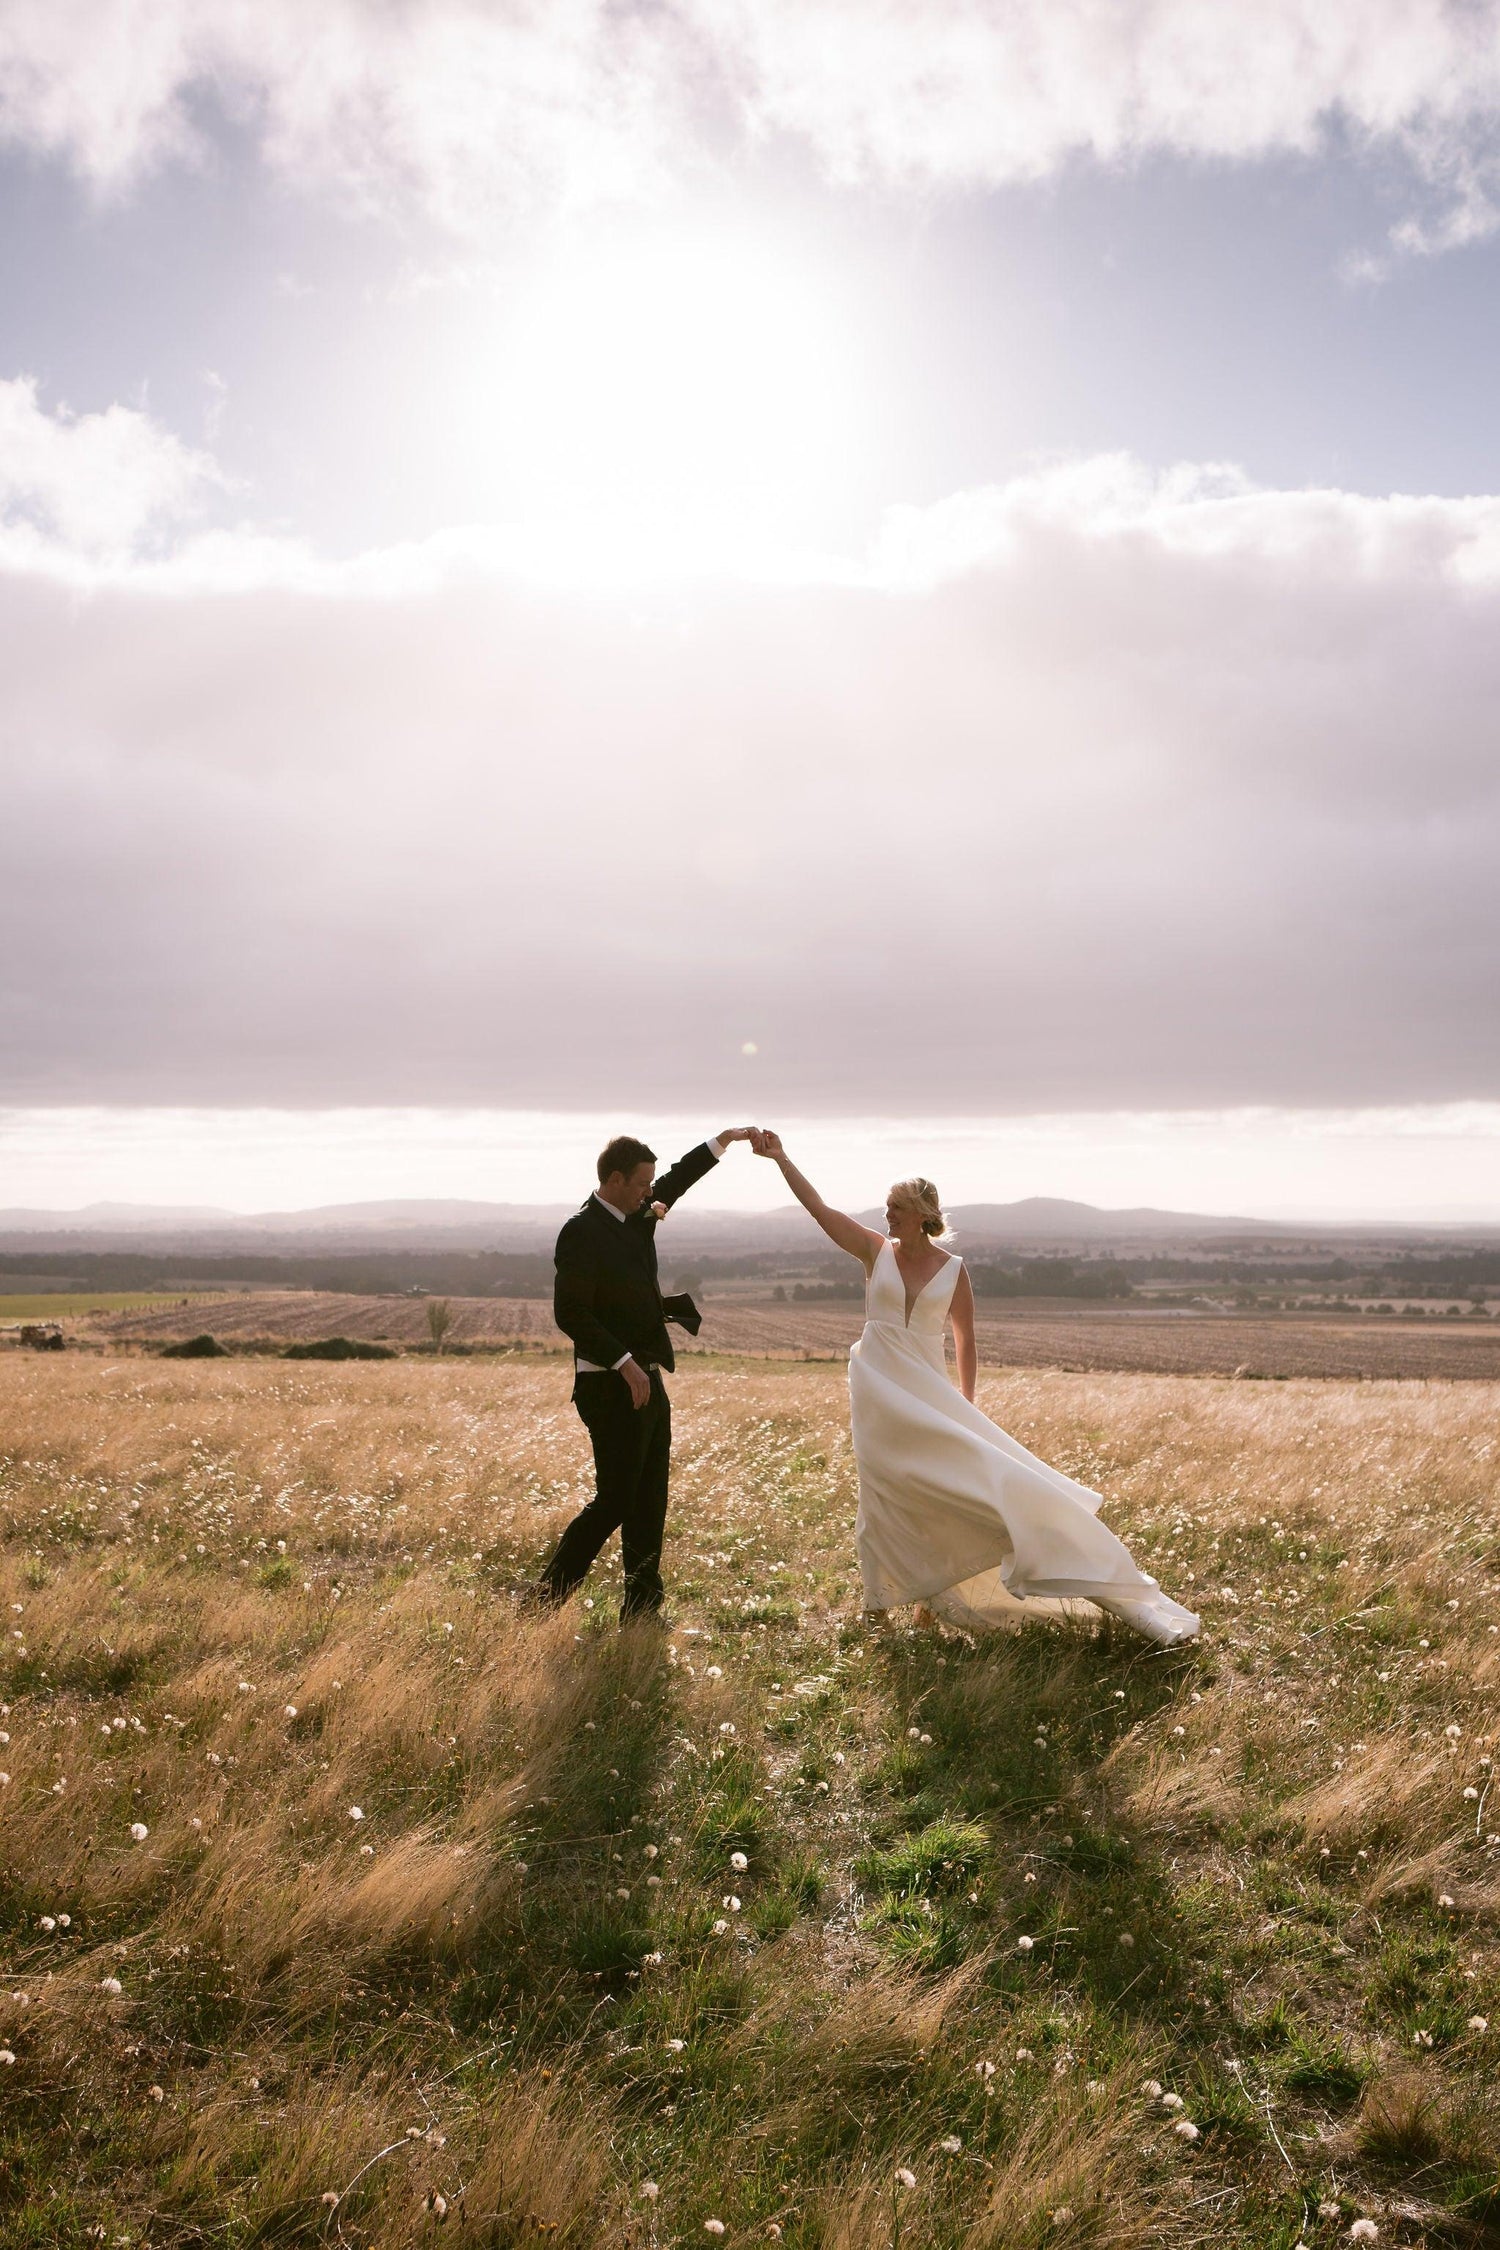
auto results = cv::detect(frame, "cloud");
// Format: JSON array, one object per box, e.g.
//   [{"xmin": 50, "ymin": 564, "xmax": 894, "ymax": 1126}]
[
  {"xmin": 0, "ymin": 375, "xmax": 223, "ymax": 562},
  {"xmin": 3, "ymin": 2, "xmax": 1500, "ymax": 249},
  {"xmin": 2, "ymin": 438, "xmax": 1498, "ymax": 1115}
]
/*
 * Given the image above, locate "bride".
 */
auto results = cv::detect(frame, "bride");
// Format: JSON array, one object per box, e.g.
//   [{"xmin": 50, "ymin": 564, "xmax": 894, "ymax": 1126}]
[{"xmin": 752, "ymin": 1133, "xmax": 1199, "ymax": 1646}]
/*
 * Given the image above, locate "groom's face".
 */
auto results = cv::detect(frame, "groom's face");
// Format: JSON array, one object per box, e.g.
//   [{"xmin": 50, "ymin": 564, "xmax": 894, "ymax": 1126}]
[{"xmin": 603, "ymin": 1160, "xmax": 655, "ymax": 1213}]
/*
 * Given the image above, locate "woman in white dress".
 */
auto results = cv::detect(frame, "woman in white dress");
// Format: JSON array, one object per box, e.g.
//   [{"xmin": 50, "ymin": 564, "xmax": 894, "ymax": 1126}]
[{"xmin": 752, "ymin": 1134, "xmax": 1199, "ymax": 1646}]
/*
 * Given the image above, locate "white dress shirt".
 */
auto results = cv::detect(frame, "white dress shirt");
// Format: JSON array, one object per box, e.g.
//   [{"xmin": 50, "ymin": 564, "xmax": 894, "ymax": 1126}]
[{"xmin": 575, "ymin": 1136, "xmax": 723, "ymax": 1372}]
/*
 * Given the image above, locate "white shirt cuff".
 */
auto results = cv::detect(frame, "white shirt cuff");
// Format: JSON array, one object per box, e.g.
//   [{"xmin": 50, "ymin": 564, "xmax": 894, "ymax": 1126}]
[
  {"xmin": 611, "ymin": 1352, "xmax": 631, "ymax": 1370},
  {"xmin": 705, "ymin": 1135, "xmax": 724, "ymax": 1159}
]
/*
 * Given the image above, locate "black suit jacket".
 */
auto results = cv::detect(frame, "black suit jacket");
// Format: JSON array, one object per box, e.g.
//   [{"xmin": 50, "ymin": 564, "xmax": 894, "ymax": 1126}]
[{"xmin": 553, "ymin": 1142, "xmax": 718, "ymax": 1385}]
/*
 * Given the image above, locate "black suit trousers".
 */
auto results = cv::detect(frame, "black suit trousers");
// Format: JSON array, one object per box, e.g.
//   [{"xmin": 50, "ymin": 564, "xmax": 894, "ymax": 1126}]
[{"xmin": 540, "ymin": 1369, "xmax": 671, "ymax": 1615}]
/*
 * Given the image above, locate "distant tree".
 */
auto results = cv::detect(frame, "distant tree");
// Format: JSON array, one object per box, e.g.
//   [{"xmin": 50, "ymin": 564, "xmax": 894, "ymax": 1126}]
[{"xmin": 426, "ymin": 1299, "xmax": 454, "ymax": 1352}]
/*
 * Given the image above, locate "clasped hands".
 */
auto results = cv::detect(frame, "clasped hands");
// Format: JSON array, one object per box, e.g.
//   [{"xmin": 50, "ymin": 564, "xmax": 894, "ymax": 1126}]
[{"xmin": 715, "ymin": 1126, "xmax": 784, "ymax": 1159}]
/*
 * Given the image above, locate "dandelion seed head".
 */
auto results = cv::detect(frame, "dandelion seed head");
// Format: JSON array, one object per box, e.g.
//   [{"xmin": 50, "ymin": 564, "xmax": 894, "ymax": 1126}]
[
  {"xmin": 1349, "ymin": 2223, "xmax": 1379, "ymax": 2243},
  {"xmin": 1016, "ymin": 1935, "xmax": 1034, "ymax": 1952},
  {"xmin": 894, "ymin": 2168, "xmax": 916, "ymax": 2189},
  {"xmin": 939, "ymin": 2135, "xmax": 961, "ymax": 2153},
  {"xmin": 1172, "ymin": 2118, "xmax": 1199, "ymax": 2141}
]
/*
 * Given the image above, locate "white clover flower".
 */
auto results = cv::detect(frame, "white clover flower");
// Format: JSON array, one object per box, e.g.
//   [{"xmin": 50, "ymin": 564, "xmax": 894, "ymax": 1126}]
[
  {"xmin": 647, "ymin": 1875, "xmax": 662, "ymax": 1888},
  {"xmin": 616, "ymin": 1887, "xmax": 631, "ymax": 1900},
  {"xmin": 1463, "ymin": 1786, "xmax": 1479, "ymax": 1800},
  {"xmin": 0, "ymin": 1775, "xmax": 9, "ymax": 1788},
  {"xmin": 642, "ymin": 1951, "xmax": 663, "ymax": 1966},
  {"xmin": 919, "ymin": 1732, "xmax": 932, "ymax": 1745},
  {"xmin": 1438, "ymin": 1893, "xmax": 1455, "ymax": 1908},
  {"xmin": 711, "ymin": 1918, "xmax": 728, "ymax": 1935},
  {"xmin": 640, "ymin": 2182, "xmax": 659, "ymax": 2201},
  {"xmin": 1172, "ymin": 2119, "xmax": 1199, "ymax": 2141},
  {"xmin": 284, "ymin": 1705, "xmax": 297, "ymax": 1719},
  {"xmin": 1160, "ymin": 2092, "xmax": 1184, "ymax": 2110},
  {"xmin": 895, "ymin": 2168, "xmax": 916, "ymax": 2189},
  {"xmin": 58, "ymin": 1916, "xmax": 70, "ymax": 1928},
  {"xmin": 1171, "ymin": 1726, "xmax": 1186, "ymax": 1737},
  {"xmin": 723, "ymin": 1896, "xmax": 741, "ymax": 1912},
  {"xmin": 705, "ymin": 1665, "xmax": 722, "ymax": 1678},
  {"xmin": 360, "ymin": 1844, "xmax": 374, "ymax": 1856},
  {"xmin": 1445, "ymin": 1724, "xmax": 1462, "ymax": 1739},
  {"xmin": 719, "ymin": 1723, "xmax": 736, "ymax": 1736},
  {"xmin": 644, "ymin": 1843, "xmax": 659, "ymax": 1858},
  {"xmin": 0, "ymin": 2050, "xmax": 14, "ymax": 2066},
  {"xmin": 99, "ymin": 1976, "xmax": 123, "ymax": 1995},
  {"xmin": 1016, "ymin": 1935, "xmax": 1034, "ymax": 1952},
  {"xmin": 349, "ymin": 1806, "xmax": 364, "ymax": 1821},
  {"xmin": 730, "ymin": 1851, "xmax": 748, "ymax": 1871},
  {"xmin": 1349, "ymin": 2223, "xmax": 1379, "ymax": 2243},
  {"xmin": 1318, "ymin": 2204, "xmax": 1341, "ymax": 2221},
  {"xmin": 939, "ymin": 2135, "xmax": 961, "ymax": 2153},
  {"xmin": 38, "ymin": 1918, "xmax": 55, "ymax": 1933},
  {"xmin": 148, "ymin": 2084, "xmax": 164, "ymax": 2101},
  {"xmin": 704, "ymin": 2222, "xmax": 725, "ymax": 2237},
  {"xmin": 321, "ymin": 2192, "xmax": 340, "ymax": 2208},
  {"xmin": 1141, "ymin": 2079, "xmax": 1163, "ymax": 2097},
  {"xmin": 976, "ymin": 2060, "xmax": 996, "ymax": 2079},
  {"xmin": 130, "ymin": 1823, "xmax": 149, "ymax": 1842},
  {"xmin": 1015, "ymin": 2048, "xmax": 1034, "ymax": 2063},
  {"xmin": 907, "ymin": 1727, "xmax": 920, "ymax": 1739},
  {"xmin": 1468, "ymin": 2014, "xmax": 1489, "ymax": 2032},
  {"xmin": 667, "ymin": 2038, "xmax": 686, "ymax": 2052},
  {"xmin": 1413, "ymin": 2028, "xmax": 1434, "ymax": 2048}
]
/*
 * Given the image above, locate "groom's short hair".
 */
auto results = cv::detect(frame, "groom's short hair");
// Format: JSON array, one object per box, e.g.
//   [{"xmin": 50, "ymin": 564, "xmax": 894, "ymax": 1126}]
[{"xmin": 597, "ymin": 1134, "xmax": 656, "ymax": 1184}]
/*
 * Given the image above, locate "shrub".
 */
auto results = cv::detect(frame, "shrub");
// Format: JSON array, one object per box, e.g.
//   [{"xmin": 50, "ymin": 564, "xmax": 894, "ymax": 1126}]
[
  {"xmin": 160, "ymin": 1333, "xmax": 228, "ymax": 1358},
  {"xmin": 281, "ymin": 1337, "xmax": 396, "ymax": 1361}
]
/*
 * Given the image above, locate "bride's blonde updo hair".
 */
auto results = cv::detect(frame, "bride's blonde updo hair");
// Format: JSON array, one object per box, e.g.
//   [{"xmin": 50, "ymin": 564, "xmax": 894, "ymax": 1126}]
[{"xmin": 888, "ymin": 1177, "xmax": 949, "ymax": 1239}]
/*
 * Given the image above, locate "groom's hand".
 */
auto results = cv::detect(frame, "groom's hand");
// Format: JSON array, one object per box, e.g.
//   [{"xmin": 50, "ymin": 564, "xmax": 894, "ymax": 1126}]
[
  {"xmin": 619, "ymin": 1357, "xmax": 652, "ymax": 1410},
  {"xmin": 714, "ymin": 1126, "xmax": 755, "ymax": 1146}
]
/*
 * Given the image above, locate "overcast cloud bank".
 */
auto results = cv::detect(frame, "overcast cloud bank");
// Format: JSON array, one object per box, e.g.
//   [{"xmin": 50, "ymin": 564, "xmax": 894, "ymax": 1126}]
[
  {"xmin": 2, "ymin": 375, "xmax": 1497, "ymax": 1118},
  {"xmin": 5, "ymin": 2, "xmax": 1500, "ymax": 253}
]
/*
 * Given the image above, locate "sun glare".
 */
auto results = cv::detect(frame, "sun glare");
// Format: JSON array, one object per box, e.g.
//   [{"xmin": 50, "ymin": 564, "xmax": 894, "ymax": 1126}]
[{"xmin": 467, "ymin": 218, "xmax": 866, "ymax": 569}]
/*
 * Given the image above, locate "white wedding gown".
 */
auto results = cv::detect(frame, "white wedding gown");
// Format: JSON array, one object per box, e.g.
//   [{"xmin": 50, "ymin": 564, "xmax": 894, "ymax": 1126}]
[{"xmin": 850, "ymin": 1243, "xmax": 1200, "ymax": 1645}]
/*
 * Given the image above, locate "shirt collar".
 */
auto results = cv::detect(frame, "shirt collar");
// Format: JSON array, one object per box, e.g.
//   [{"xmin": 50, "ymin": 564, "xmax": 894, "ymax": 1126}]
[{"xmin": 592, "ymin": 1191, "xmax": 629, "ymax": 1222}]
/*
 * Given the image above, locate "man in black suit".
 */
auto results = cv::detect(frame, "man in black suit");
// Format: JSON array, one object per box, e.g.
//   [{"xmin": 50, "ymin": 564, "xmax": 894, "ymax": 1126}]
[{"xmin": 535, "ymin": 1127, "xmax": 753, "ymax": 1619}]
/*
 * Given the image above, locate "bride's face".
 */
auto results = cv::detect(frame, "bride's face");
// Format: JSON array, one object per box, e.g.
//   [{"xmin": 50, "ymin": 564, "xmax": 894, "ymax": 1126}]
[{"xmin": 885, "ymin": 1193, "xmax": 919, "ymax": 1236}]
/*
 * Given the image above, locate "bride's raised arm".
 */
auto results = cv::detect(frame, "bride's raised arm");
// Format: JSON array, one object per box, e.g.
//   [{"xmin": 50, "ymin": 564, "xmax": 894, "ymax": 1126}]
[{"xmin": 752, "ymin": 1131, "xmax": 885, "ymax": 1269}]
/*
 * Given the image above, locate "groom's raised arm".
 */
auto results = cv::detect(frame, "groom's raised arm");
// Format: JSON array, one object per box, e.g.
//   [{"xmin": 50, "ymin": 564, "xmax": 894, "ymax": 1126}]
[
  {"xmin": 553, "ymin": 1220, "xmax": 629, "ymax": 1370},
  {"xmin": 650, "ymin": 1127, "xmax": 753, "ymax": 1213}
]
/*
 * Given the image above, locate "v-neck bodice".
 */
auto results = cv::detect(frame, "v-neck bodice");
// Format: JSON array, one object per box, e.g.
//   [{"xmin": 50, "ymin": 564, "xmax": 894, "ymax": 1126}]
[{"xmin": 864, "ymin": 1240, "xmax": 961, "ymax": 1365}]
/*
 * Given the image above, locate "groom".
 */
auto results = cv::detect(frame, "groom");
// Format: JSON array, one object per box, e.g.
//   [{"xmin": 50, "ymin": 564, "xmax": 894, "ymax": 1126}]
[{"xmin": 534, "ymin": 1127, "xmax": 754, "ymax": 1619}]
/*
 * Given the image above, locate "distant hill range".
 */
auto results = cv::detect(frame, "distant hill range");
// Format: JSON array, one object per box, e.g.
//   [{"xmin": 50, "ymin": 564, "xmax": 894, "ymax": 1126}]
[{"xmin": 2, "ymin": 1193, "xmax": 1496, "ymax": 1257}]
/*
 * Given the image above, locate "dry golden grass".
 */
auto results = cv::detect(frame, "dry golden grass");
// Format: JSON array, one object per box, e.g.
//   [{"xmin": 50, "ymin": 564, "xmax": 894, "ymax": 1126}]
[{"xmin": 1, "ymin": 1352, "xmax": 1498, "ymax": 2247}]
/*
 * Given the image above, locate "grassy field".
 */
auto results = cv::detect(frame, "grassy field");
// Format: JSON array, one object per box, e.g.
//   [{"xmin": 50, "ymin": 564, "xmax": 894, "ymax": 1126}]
[
  {"xmin": 1, "ymin": 1354, "xmax": 1497, "ymax": 2248},
  {"xmin": 0, "ymin": 1293, "xmax": 224, "ymax": 1323}
]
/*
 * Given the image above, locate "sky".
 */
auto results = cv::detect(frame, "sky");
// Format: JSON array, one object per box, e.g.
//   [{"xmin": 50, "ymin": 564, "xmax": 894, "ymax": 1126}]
[{"xmin": 2, "ymin": 2, "xmax": 1500, "ymax": 1219}]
